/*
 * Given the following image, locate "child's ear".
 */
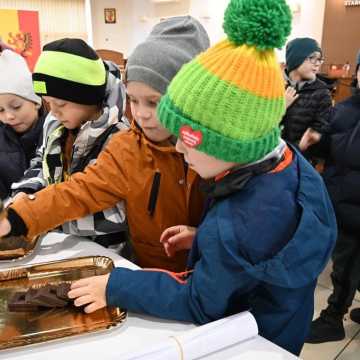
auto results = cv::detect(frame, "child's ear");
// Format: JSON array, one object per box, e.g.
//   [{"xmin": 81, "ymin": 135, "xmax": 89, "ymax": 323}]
[{"xmin": 35, "ymin": 103, "xmax": 41, "ymax": 110}]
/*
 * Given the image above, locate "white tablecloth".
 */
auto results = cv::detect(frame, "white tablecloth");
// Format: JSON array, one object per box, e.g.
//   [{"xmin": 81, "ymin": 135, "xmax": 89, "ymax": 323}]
[{"xmin": 0, "ymin": 233, "xmax": 298, "ymax": 359}]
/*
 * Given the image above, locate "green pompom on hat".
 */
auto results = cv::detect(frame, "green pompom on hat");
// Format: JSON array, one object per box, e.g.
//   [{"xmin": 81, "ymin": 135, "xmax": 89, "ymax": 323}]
[{"xmin": 157, "ymin": 0, "xmax": 292, "ymax": 164}]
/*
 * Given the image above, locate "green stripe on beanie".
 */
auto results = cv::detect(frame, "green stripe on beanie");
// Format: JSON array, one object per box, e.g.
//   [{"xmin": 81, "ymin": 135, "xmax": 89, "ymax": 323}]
[
  {"xmin": 158, "ymin": 94, "xmax": 281, "ymax": 163},
  {"xmin": 167, "ymin": 60, "xmax": 285, "ymax": 141},
  {"xmin": 34, "ymin": 51, "xmax": 106, "ymax": 86},
  {"xmin": 33, "ymin": 38, "xmax": 106, "ymax": 105}
]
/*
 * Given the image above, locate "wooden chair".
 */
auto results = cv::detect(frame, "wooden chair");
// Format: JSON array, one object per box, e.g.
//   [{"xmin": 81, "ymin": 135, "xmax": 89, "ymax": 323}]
[{"xmin": 96, "ymin": 49, "xmax": 126, "ymax": 72}]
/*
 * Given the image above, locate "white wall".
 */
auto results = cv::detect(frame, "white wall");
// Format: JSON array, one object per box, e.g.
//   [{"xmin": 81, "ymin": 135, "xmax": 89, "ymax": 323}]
[
  {"xmin": 277, "ymin": 0, "xmax": 326, "ymax": 62},
  {"xmin": 89, "ymin": 0, "xmax": 326, "ymax": 60},
  {"xmin": 189, "ymin": 0, "xmax": 229, "ymax": 45},
  {"xmin": 90, "ymin": 0, "xmax": 134, "ymax": 56}
]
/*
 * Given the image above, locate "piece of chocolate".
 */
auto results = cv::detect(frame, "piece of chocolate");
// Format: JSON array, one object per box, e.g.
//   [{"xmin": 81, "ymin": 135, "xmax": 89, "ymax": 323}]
[
  {"xmin": 8, "ymin": 283, "xmax": 73, "ymax": 312},
  {"xmin": 27, "ymin": 285, "xmax": 68, "ymax": 308},
  {"xmin": 56, "ymin": 283, "xmax": 71, "ymax": 300},
  {"xmin": 8, "ymin": 291, "xmax": 41, "ymax": 312}
]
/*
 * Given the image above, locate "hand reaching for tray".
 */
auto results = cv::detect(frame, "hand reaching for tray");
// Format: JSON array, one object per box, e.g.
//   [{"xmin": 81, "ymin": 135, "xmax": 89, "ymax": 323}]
[
  {"xmin": 0, "ymin": 218, "xmax": 11, "ymax": 238},
  {"xmin": 160, "ymin": 225, "xmax": 196, "ymax": 257},
  {"xmin": 0, "ymin": 200, "xmax": 11, "ymax": 238},
  {"xmin": 68, "ymin": 274, "xmax": 110, "ymax": 313}
]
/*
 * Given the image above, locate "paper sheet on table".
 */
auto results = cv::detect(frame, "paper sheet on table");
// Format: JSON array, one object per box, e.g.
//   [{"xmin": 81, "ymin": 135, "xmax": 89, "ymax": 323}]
[{"xmin": 120, "ymin": 311, "xmax": 258, "ymax": 360}]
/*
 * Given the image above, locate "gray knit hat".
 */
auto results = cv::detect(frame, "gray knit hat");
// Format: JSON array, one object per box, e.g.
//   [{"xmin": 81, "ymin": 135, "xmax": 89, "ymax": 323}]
[
  {"xmin": 0, "ymin": 50, "xmax": 41, "ymax": 104},
  {"xmin": 126, "ymin": 16, "xmax": 210, "ymax": 95}
]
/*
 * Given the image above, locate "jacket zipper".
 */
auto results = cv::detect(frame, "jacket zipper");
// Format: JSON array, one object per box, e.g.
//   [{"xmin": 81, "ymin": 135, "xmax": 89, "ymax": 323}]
[{"xmin": 148, "ymin": 171, "xmax": 161, "ymax": 217}]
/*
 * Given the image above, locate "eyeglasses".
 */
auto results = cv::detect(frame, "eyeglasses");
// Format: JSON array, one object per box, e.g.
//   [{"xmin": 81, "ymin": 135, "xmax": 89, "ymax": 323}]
[{"xmin": 307, "ymin": 56, "xmax": 325, "ymax": 65}]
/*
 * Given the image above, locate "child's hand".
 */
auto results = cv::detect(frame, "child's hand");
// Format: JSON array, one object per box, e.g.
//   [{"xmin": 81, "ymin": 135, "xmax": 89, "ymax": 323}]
[
  {"xmin": 68, "ymin": 274, "xmax": 110, "ymax": 313},
  {"xmin": 299, "ymin": 128, "xmax": 322, "ymax": 152},
  {"xmin": 285, "ymin": 86, "xmax": 299, "ymax": 109},
  {"xmin": 160, "ymin": 225, "xmax": 196, "ymax": 257},
  {"xmin": 0, "ymin": 218, "xmax": 11, "ymax": 238}
]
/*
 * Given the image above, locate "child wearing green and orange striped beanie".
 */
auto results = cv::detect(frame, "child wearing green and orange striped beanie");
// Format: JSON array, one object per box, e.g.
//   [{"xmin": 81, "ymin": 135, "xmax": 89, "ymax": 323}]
[
  {"xmin": 3, "ymin": 1, "xmax": 334, "ymax": 356},
  {"xmin": 149, "ymin": 0, "xmax": 335, "ymax": 355}
]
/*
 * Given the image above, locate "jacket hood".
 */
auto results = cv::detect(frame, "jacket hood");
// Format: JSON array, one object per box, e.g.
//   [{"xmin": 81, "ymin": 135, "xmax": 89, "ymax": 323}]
[
  {"xmin": 224, "ymin": 149, "xmax": 336, "ymax": 288},
  {"xmin": 103, "ymin": 62, "xmax": 127, "ymax": 117}
]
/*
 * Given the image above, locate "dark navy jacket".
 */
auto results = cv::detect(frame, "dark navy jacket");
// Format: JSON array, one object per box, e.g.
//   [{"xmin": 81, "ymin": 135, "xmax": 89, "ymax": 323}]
[
  {"xmin": 322, "ymin": 88, "xmax": 360, "ymax": 232},
  {"xmin": 106, "ymin": 148, "xmax": 336, "ymax": 355},
  {"xmin": 0, "ymin": 108, "xmax": 46, "ymax": 200}
]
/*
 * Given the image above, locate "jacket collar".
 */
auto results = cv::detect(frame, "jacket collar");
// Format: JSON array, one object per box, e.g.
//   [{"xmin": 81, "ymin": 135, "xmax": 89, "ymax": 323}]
[
  {"xmin": 284, "ymin": 69, "xmax": 327, "ymax": 92},
  {"xmin": 201, "ymin": 140, "xmax": 287, "ymax": 199}
]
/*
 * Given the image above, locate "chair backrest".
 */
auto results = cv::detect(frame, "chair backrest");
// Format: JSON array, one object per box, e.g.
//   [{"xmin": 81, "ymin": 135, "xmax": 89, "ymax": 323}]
[{"xmin": 96, "ymin": 49, "xmax": 126, "ymax": 73}]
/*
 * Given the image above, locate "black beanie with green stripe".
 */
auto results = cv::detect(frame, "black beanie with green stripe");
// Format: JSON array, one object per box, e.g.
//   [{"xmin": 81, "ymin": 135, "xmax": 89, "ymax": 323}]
[{"xmin": 32, "ymin": 38, "xmax": 106, "ymax": 105}]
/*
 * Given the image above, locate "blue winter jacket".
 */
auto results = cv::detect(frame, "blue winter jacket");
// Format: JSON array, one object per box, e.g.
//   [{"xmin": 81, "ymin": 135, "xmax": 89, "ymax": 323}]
[{"xmin": 106, "ymin": 148, "xmax": 336, "ymax": 355}]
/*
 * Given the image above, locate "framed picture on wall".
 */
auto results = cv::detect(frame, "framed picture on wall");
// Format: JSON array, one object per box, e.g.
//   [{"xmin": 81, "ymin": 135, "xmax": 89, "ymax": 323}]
[{"xmin": 104, "ymin": 8, "xmax": 116, "ymax": 24}]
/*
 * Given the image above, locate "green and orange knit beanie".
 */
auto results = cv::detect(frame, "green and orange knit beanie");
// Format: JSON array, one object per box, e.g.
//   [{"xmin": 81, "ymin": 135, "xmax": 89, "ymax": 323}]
[{"xmin": 157, "ymin": 0, "xmax": 292, "ymax": 164}]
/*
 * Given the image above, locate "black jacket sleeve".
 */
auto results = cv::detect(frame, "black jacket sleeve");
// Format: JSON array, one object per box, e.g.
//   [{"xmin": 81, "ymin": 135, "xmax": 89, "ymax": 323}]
[{"xmin": 310, "ymin": 88, "xmax": 332, "ymax": 134}]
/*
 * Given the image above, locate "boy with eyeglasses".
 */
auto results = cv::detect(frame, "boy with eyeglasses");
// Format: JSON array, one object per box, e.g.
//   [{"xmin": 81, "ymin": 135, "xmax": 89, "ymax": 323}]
[{"xmin": 281, "ymin": 37, "xmax": 332, "ymax": 158}]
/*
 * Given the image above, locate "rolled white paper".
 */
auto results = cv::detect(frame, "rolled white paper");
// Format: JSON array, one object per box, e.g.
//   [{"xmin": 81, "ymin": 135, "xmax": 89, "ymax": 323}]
[{"xmin": 120, "ymin": 311, "xmax": 258, "ymax": 360}]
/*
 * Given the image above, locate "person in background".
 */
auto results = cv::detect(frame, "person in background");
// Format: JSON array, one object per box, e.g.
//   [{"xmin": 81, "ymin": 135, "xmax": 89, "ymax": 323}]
[
  {"xmin": 0, "ymin": 17, "xmax": 208, "ymax": 271},
  {"xmin": 281, "ymin": 37, "xmax": 332, "ymax": 159},
  {"xmin": 306, "ymin": 50, "xmax": 360, "ymax": 344},
  {"xmin": 9, "ymin": 38, "xmax": 129, "ymax": 249},
  {"xmin": 0, "ymin": 50, "xmax": 47, "ymax": 200}
]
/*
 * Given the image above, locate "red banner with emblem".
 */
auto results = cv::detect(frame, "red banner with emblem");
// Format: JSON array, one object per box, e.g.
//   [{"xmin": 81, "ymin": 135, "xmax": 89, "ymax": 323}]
[{"xmin": 0, "ymin": 9, "xmax": 41, "ymax": 71}]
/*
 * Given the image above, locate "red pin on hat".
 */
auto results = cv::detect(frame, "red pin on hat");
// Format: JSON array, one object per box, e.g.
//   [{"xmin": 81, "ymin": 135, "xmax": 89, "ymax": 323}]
[{"xmin": 180, "ymin": 126, "xmax": 203, "ymax": 148}]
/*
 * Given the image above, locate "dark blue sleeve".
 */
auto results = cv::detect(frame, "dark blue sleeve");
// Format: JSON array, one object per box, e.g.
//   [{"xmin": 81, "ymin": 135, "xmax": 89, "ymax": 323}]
[{"xmin": 106, "ymin": 215, "xmax": 259, "ymax": 324}]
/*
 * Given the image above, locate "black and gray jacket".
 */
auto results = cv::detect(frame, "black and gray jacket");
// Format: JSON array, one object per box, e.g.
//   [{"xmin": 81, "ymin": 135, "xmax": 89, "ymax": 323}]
[
  {"xmin": 281, "ymin": 73, "xmax": 332, "ymax": 144},
  {"xmin": 11, "ymin": 64, "xmax": 130, "ymax": 240}
]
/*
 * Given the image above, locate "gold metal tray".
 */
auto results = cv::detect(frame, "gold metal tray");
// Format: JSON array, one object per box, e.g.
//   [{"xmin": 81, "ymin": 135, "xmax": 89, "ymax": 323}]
[{"xmin": 0, "ymin": 256, "xmax": 126, "ymax": 350}]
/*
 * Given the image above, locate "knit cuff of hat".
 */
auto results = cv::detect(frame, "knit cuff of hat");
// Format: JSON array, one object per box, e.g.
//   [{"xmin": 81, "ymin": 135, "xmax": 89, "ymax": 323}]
[
  {"xmin": 126, "ymin": 65, "xmax": 169, "ymax": 95},
  {"xmin": 158, "ymin": 94, "xmax": 280, "ymax": 164},
  {"xmin": 33, "ymin": 50, "xmax": 106, "ymax": 105}
]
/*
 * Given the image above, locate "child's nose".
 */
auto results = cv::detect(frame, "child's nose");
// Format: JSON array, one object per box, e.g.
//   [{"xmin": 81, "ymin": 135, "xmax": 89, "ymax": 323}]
[
  {"xmin": 5, "ymin": 111, "xmax": 16, "ymax": 122},
  {"xmin": 136, "ymin": 107, "xmax": 151, "ymax": 120}
]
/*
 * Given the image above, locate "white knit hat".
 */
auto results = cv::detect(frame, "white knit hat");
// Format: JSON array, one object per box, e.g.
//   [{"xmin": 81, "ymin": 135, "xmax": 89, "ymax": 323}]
[{"xmin": 0, "ymin": 50, "xmax": 41, "ymax": 105}]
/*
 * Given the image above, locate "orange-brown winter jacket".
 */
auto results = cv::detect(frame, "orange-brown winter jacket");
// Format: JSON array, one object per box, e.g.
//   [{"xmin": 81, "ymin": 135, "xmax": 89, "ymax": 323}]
[{"xmin": 11, "ymin": 123, "xmax": 205, "ymax": 271}]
